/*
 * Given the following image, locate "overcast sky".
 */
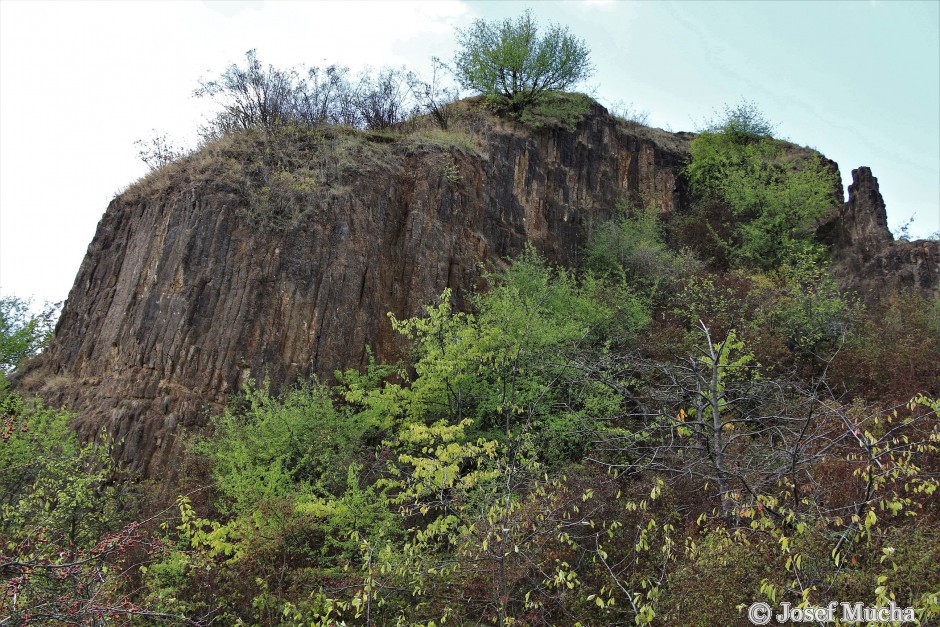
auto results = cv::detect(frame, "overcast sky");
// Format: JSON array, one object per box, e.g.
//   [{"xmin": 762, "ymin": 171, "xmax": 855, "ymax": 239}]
[{"xmin": 2, "ymin": 0, "xmax": 938, "ymax": 309}]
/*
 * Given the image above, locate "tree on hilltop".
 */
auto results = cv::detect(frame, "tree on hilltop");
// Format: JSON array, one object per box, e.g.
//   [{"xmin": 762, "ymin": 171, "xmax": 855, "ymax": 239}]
[{"xmin": 453, "ymin": 9, "xmax": 593, "ymax": 112}]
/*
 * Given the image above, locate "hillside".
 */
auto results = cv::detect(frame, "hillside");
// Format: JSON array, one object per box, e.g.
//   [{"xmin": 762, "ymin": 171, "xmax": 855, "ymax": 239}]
[
  {"xmin": 5, "ymin": 93, "xmax": 940, "ymax": 625},
  {"xmin": 17, "ymin": 99, "xmax": 691, "ymax": 475},
  {"xmin": 16, "ymin": 98, "xmax": 939, "ymax": 479}
]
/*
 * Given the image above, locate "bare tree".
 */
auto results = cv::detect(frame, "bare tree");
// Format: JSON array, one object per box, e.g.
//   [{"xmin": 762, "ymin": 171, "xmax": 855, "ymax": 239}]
[
  {"xmin": 408, "ymin": 57, "xmax": 461, "ymax": 130},
  {"xmin": 353, "ymin": 67, "xmax": 413, "ymax": 130},
  {"xmin": 134, "ymin": 130, "xmax": 187, "ymax": 171},
  {"xmin": 587, "ymin": 322, "xmax": 850, "ymax": 518},
  {"xmin": 195, "ymin": 49, "xmax": 298, "ymax": 133},
  {"xmin": 293, "ymin": 64, "xmax": 352, "ymax": 126},
  {"xmin": 196, "ymin": 52, "xmax": 418, "ymax": 134}
]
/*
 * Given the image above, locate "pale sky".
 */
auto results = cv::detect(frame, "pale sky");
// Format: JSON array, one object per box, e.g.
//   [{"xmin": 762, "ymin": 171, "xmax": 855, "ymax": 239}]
[{"xmin": 1, "ymin": 0, "xmax": 938, "ymax": 309}]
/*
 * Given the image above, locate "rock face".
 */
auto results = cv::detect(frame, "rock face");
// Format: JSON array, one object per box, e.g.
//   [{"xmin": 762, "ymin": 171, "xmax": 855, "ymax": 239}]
[
  {"xmin": 826, "ymin": 167, "xmax": 940, "ymax": 297},
  {"xmin": 20, "ymin": 102, "xmax": 937, "ymax": 478},
  {"xmin": 21, "ymin": 104, "xmax": 689, "ymax": 476},
  {"xmin": 840, "ymin": 167, "xmax": 894, "ymax": 248}
]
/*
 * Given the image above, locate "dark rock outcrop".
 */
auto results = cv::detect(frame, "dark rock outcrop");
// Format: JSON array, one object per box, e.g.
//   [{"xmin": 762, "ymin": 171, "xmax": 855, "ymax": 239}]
[
  {"xmin": 20, "ymin": 105, "xmax": 689, "ymax": 476},
  {"xmin": 826, "ymin": 167, "xmax": 940, "ymax": 297}
]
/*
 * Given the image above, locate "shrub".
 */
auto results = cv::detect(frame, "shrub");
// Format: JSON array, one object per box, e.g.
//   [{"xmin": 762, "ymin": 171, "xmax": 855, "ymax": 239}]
[
  {"xmin": 685, "ymin": 103, "xmax": 837, "ymax": 270},
  {"xmin": 196, "ymin": 378, "xmax": 365, "ymax": 518},
  {"xmin": 0, "ymin": 296, "xmax": 57, "ymax": 374},
  {"xmin": 516, "ymin": 90, "xmax": 593, "ymax": 129},
  {"xmin": 407, "ymin": 57, "xmax": 461, "ymax": 130},
  {"xmin": 0, "ymin": 388, "xmax": 146, "ymax": 623},
  {"xmin": 586, "ymin": 204, "xmax": 699, "ymax": 302},
  {"xmin": 453, "ymin": 9, "xmax": 593, "ymax": 112},
  {"xmin": 196, "ymin": 50, "xmax": 417, "ymax": 136},
  {"xmin": 703, "ymin": 99, "xmax": 775, "ymax": 141}
]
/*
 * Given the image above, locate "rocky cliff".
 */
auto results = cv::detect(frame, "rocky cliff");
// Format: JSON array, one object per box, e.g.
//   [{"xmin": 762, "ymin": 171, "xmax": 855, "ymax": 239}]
[
  {"xmin": 20, "ymin": 103, "xmax": 690, "ymax": 476},
  {"xmin": 19, "ymin": 103, "xmax": 938, "ymax": 477},
  {"xmin": 821, "ymin": 166, "xmax": 940, "ymax": 297}
]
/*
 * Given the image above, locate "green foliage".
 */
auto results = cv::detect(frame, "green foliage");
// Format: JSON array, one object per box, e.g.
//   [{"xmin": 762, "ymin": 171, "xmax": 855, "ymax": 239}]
[
  {"xmin": 297, "ymin": 464, "xmax": 399, "ymax": 562},
  {"xmin": 42, "ymin": 246, "xmax": 934, "ymax": 625},
  {"xmin": 454, "ymin": 9, "xmax": 593, "ymax": 112},
  {"xmin": 765, "ymin": 253, "xmax": 855, "ymax": 355},
  {"xmin": 139, "ymin": 376, "xmax": 399, "ymax": 623},
  {"xmin": 385, "ymin": 249, "xmax": 634, "ymax": 446},
  {"xmin": 196, "ymin": 377, "xmax": 364, "ymax": 518},
  {"xmin": 685, "ymin": 104, "xmax": 837, "ymax": 270},
  {"xmin": 703, "ymin": 99, "xmax": 775, "ymax": 141},
  {"xmin": 0, "ymin": 392, "xmax": 78, "ymax": 516},
  {"xmin": 285, "ymin": 251, "xmax": 659, "ymax": 624},
  {"xmin": 0, "ymin": 390, "xmax": 132, "ymax": 555},
  {"xmin": 587, "ymin": 204, "xmax": 700, "ymax": 304},
  {"xmin": 0, "ymin": 295, "xmax": 56, "ymax": 373},
  {"xmin": 0, "ymin": 387, "xmax": 147, "ymax": 623}
]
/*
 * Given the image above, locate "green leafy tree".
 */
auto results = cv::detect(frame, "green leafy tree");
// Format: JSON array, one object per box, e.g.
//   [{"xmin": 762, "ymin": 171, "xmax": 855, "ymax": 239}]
[
  {"xmin": 0, "ymin": 296, "xmax": 56, "ymax": 373},
  {"xmin": 454, "ymin": 9, "xmax": 593, "ymax": 112}
]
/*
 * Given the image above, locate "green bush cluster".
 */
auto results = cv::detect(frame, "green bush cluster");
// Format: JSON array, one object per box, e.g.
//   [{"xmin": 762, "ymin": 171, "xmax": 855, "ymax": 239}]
[
  {"xmin": 684, "ymin": 106, "xmax": 837, "ymax": 271},
  {"xmin": 0, "ymin": 382, "xmax": 143, "ymax": 623},
  {"xmin": 7, "ymin": 224, "xmax": 939, "ymax": 624},
  {"xmin": 0, "ymin": 296, "xmax": 56, "ymax": 374}
]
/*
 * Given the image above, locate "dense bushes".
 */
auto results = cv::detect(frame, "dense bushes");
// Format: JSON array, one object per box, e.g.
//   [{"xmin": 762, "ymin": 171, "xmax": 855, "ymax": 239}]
[
  {"xmin": 683, "ymin": 103, "xmax": 838, "ymax": 271},
  {"xmin": 0, "ymin": 297, "xmax": 56, "ymax": 374},
  {"xmin": 0, "ymin": 383, "xmax": 152, "ymax": 623},
  {"xmin": 106, "ymin": 239, "xmax": 938, "ymax": 624},
  {"xmin": 5, "ymin": 231, "xmax": 938, "ymax": 623}
]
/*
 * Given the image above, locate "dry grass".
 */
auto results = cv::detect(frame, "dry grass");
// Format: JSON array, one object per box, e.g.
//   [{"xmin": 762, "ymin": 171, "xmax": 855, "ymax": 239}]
[{"xmin": 116, "ymin": 103, "xmax": 504, "ymax": 228}]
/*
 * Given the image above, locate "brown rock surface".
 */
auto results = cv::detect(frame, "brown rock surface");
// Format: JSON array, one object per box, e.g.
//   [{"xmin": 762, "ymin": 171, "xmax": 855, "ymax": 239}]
[
  {"xmin": 827, "ymin": 167, "xmax": 940, "ymax": 297},
  {"xmin": 19, "ymin": 104, "xmax": 689, "ymax": 476}
]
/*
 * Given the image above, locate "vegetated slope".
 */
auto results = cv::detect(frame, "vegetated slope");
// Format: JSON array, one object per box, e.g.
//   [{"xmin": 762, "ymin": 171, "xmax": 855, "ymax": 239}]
[
  {"xmin": 6, "ymin": 95, "xmax": 940, "ymax": 625},
  {"xmin": 19, "ymin": 99, "xmax": 692, "ymax": 476},
  {"xmin": 16, "ymin": 97, "xmax": 940, "ymax": 478}
]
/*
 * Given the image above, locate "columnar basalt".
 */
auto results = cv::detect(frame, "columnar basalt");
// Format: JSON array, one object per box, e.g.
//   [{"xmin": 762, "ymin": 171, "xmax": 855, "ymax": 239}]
[{"xmin": 20, "ymin": 105, "xmax": 689, "ymax": 476}]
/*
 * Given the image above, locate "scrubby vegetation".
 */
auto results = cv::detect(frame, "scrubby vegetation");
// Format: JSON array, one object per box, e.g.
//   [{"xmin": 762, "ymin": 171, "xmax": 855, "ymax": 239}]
[
  {"xmin": 127, "ymin": 11, "xmax": 600, "ymax": 228},
  {"xmin": 3, "ymin": 14, "xmax": 939, "ymax": 627},
  {"xmin": 0, "ymin": 297, "xmax": 56, "ymax": 374}
]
